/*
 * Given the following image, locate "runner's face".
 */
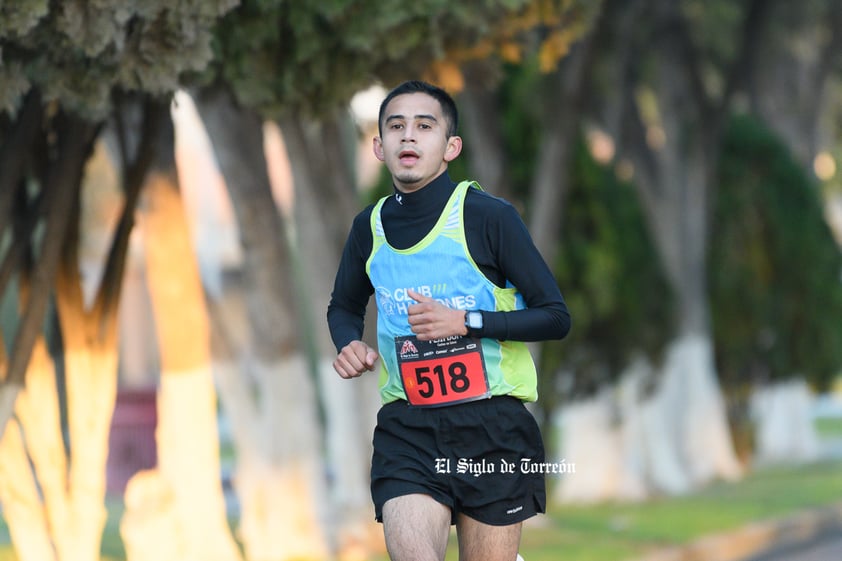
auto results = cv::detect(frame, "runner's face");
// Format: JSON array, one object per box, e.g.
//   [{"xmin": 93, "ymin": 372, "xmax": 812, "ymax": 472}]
[{"xmin": 374, "ymin": 92, "xmax": 462, "ymax": 193}]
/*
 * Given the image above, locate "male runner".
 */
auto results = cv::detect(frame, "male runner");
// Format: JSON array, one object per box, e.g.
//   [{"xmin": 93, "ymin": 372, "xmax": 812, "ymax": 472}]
[{"xmin": 328, "ymin": 80, "xmax": 570, "ymax": 561}]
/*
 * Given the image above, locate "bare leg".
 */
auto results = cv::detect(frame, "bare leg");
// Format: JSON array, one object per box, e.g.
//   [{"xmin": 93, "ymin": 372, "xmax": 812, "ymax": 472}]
[
  {"xmin": 456, "ymin": 513, "xmax": 522, "ymax": 561},
  {"xmin": 382, "ymin": 494, "xmax": 451, "ymax": 561}
]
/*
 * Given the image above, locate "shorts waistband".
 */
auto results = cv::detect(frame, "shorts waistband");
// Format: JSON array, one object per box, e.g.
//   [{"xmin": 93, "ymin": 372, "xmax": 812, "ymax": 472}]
[{"xmin": 383, "ymin": 394, "xmax": 524, "ymax": 410}]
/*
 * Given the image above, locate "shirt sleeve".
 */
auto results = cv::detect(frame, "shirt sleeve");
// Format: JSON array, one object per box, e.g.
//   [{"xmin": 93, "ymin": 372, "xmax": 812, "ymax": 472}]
[
  {"xmin": 471, "ymin": 197, "xmax": 571, "ymax": 342},
  {"xmin": 327, "ymin": 209, "xmax": 375, "ymax": 352}
]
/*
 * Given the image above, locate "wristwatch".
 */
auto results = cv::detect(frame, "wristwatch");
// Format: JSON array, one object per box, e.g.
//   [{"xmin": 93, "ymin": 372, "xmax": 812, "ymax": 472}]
[{"xmin": 464, "ymin": 311, "xmax": 483, "ymax": 337}]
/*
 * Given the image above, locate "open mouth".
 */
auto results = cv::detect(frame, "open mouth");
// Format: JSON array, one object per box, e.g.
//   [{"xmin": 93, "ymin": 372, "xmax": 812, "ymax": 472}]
[{"xmin": 399, "ymin": 150, "xmax": 419, "ymax": 165}]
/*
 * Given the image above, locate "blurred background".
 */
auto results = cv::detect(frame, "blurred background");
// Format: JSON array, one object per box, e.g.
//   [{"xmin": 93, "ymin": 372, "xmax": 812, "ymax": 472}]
[{"xmin": 1, "ymin": 1, "xmax": 841, "ymax": 560}]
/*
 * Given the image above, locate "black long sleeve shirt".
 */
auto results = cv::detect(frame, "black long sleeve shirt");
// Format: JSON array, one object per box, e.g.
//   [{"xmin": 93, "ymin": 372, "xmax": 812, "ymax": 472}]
[{"xmin": 327, "ymin": 171, "xmax": 571, "ymax": 353}]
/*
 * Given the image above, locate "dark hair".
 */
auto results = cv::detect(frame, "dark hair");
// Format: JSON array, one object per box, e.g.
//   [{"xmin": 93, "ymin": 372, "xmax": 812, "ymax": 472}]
[{"xmin": 377, "ymin": 80, "xmax": 459, "ymax": 138}]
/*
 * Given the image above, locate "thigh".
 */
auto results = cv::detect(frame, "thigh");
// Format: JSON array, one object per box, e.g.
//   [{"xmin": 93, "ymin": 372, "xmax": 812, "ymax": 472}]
[
  {"xmin": 371, "ymin": 402, "xmax": 453, "ymax": 522},
  {"xmin": 382, "ymin": 494, "xmax": 451, "ymax": 561},
  {"xmin": 456, "ymin": 513, "xmax": 522, "ymax": 561}
]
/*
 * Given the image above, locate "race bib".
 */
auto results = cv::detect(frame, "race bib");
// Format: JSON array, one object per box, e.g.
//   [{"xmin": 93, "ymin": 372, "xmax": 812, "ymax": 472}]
[{"xmin": 395, "ymin": 335, "xmax": 491, "ymax": 407}]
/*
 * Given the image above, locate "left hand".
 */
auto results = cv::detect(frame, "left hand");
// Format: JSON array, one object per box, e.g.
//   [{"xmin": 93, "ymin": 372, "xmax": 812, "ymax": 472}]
[{"xmin": 406, "ymin": 289, "xmax": 468, "ymax": 341}]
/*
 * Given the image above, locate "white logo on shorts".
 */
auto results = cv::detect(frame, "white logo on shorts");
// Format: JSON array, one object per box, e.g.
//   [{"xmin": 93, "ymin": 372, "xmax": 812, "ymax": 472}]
[{"xmin": 506, "ymin": 505, "xmax": 523, "ymax": 515}]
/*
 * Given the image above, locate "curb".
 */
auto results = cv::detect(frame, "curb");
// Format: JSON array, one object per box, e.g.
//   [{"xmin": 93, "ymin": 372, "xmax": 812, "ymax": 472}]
[{"xmin": 630, "ymin": 500, "xmax": 842, "ymax": 561}]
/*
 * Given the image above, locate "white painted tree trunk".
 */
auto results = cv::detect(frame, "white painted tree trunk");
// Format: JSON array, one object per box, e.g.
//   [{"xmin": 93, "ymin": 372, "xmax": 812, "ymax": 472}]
[
  {"xmin": 319, "ymin": 359, "xmax": 383, "ymax": 560},
  {"xmin": 0, "ymin": 133, "xmax": 133, "ymax": 561},
  {"xmin": 553, "ymin": 359, "xmax": 653, "ymax": 505},
  {"xmin": 122, "ymin": 174, "xmax": 241, "ymax": 561},
  {"xmin": 553, "ymin": 389, "xmax": 625, "ymax": 504},
  {"xmin": 638, "ymin": 381, "xmax": 691, "ymax": 495},
  {"xmin": 613, "ymin": 357, "xmax": 654, "ymax": 501},
  {"xmin": 275, "ymin": 115, "xmax": 383, "ymax": 560},
  {"xmin": 212, "ymin": 350, "xmax": 332, "ymax": 561},
  {"xmin": 61, "ymin": 348, "xmax": 119, "ymax": 561},
  {"xmin": 605, "ymin": 0, "xmax": 745, "ymax": 498},
  {"xmin": 750, "ymin": 379, "xmax": 820, "ymax": 465},
  {"xmin": 0, "ymin": 336, "xmax": 117, "ymax": 561},
  {"xmin": 182, "ymin": 90, "xmax": 334, "ymax": 560},
  {"xmin": 0, "ymin": 417, "xmax": 55, "ymax": 561},
  {"xmin": 153, "ymin": 368, "xmax": 241, "ymax": 561},
  {"xmin": 236, "ymin": 357, "xmax": 329, "ymax": 561},
  {"xmin": 640, "ymin": 335, "xmax": 743, "ymax": 494},
  {"xmin": 121, "ymin": 470, "xmax": 183, "ymax": 561},
  {"xmin": 669, "ymin": 334, "xmax": 743, "ymax": 484},
  {"xmin": 553, "ymin": 339, "xmax": 743, "ymax": 505}
]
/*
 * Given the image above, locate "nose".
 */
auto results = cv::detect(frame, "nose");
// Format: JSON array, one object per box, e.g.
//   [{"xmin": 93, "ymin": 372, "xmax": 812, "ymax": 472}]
[{"xmin": 401, "ymin": 126, "xmax": 415, "ymax": 142}]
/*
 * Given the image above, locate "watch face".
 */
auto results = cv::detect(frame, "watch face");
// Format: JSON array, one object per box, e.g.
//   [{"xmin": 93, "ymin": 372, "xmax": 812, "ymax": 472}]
[{"xmin": 467, "ymin": 311, "xmax": 483, "ymax": 329}]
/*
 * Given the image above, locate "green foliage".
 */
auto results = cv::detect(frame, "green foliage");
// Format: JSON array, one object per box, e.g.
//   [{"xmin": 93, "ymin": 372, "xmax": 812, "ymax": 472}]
[
  {"xmin": 711, "ymin": 114, "xmax": 842, "ymax": 390},
  {"xmin": 498, "ymin": 59, "xmax": 545, "ymax": 199},
  {"xmin": 0, "ymin": 0, "xmax": 237, "ymax": 118},
  {"xmin": 207, "ymin": 0, "xmax": 605, "ymax": 118},
  {"xmin": 208, "ymin": 0, "xmax": 544, "ymax": 117},
  {"xmin": 0, "ymin": 0, "xmax": 593, "ymax": 121},
  {"xmin": 683, "ymin": 0, "xmax": 743, "ymax": 72},
  {"xmin": 545, "ymin": 140, "xmax": 673, "ymax": 398}
]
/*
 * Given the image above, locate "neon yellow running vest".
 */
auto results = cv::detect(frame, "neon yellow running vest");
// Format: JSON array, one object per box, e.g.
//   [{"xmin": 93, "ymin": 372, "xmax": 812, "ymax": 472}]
[{"xmin": 366, "ymin": 181, "xmax": 538, "ymax": 405}]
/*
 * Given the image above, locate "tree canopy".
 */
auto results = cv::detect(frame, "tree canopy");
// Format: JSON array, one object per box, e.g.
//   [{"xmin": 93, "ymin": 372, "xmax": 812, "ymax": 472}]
[
  {"xmin": 207, "ymin": 0, "xmax": 599, "ymax": 117},
  {"xmin": 0, "ymin": 0, "xmax": 237, "ymax": 118}
]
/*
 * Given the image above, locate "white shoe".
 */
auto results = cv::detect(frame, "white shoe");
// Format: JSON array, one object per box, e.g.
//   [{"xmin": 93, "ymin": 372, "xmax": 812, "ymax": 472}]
[{"xmin": 516, "ymin": 555, "xmax": 525, "ymax": 561}]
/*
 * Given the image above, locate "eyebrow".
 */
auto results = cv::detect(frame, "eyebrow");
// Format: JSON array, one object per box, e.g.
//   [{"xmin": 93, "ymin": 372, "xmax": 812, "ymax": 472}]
[{"xmin": 385, "ymin": 114, "xmax": 439, "ymax": 124}]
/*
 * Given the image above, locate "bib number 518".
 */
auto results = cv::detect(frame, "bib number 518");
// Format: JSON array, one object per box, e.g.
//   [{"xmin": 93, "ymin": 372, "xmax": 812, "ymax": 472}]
[
  {"xmin": 399, "ymin": 351, "xmax": 490, "ymax": 407},
  {"xmin": 414, "ymin": 361, "xmax": 471, "ymax": 398}
]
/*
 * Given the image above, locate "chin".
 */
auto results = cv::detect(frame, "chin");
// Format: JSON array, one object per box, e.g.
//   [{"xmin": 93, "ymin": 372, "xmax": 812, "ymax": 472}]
[{"xmin": 396, "ymin": 173, "xmax": 423, "ymax": 186}]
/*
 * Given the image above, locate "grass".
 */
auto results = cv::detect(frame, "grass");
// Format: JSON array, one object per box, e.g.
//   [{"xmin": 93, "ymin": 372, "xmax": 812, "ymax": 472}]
[
  {"xmin": 2, "ymin": 459, "xmax": 841, "ymax": 561},
  {"xmin": 815, "ymin": 416, "xmax": 842, "ymax": 438},
  {"xmin": 527, "ymin": 459, "xmax": 842, "ymax": 561}
]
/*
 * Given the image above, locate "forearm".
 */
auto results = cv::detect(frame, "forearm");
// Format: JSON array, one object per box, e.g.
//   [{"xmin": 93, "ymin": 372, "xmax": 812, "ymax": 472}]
[
  {"xmin": 480, "ymin": 305, "xmax": 571, "ymax": 342},
  {"xmin": 327, "ymin": 210, "xmax": 375, "ymax": 353},
  {"xmin": 463, "ymin": 193, "xmax": 571, "ymax": 343},
  {"xmin": 327, "ymin": 305, "xmax": 365, "ymax": 353}
]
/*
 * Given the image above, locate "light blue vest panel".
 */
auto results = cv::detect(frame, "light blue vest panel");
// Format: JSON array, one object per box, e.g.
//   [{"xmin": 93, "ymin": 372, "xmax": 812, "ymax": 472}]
[{"xmin": 366, "ymin": 181, "xmax": 538, "ymax": 404}]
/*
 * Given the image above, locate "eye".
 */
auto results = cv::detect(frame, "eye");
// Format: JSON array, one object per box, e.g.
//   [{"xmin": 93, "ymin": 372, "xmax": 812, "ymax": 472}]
[{"xmin": 390, "ymin": 123, "xmax": 403, "ymax": 130}]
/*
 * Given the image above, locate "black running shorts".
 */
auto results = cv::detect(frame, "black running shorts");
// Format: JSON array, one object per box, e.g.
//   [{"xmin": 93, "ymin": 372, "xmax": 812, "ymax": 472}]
[{"xmin": 371, "ymin": 395, "xmax": 546, "ymax": 526}]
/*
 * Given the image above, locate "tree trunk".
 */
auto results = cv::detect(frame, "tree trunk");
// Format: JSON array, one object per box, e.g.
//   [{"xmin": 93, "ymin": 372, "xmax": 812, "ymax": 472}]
[
  {"xmin": 0, "ymin": 110, "xmax": 111, "ymax": 561},
  {"xmin": 750, "ymin": 379, "xmax": 821, "ymax": 465},
  {"xmin": 0, "ymin": 91, "xmax": 41, "ymax": 236},
  {"xmin": 527, "ymin": 22, "xmax": 605, "ymax": 265},
  {"xmin": 828, "ymin": 193, "xmax": 842, "ymax": 246},
  {"xmin": 53, "ymin": 306, "xmax": 119, "ymax": 561},
  {"xmin": 278, "ymin": 113, "xmax": 384, "ymax": 559},
  {"xmin": 46, "ymin": 98, "xmax": 172, "ymax": 561},
  {"xmin": 0, "ymin": 114, "xmax": 97, "ymax": 439},
  {"xmin": 124, "ymin": 125, "xmax": 241, "ymax": 561},
  {"xmin": 0, "ymin": 329, "xmax": 117, "ymax": 561},
  {"xmin": 749, "ymin": 2, "xmax": 842, "ymax": 172},
  {"xmin": 458, "ymin": 61, "xmax": 511, "ymax": 199},
  {"xmin": 552, "ymin": 388, "xmax": 627, "ymax": 504},
  {"xmin": 526, "ymin": 14, "xmax": 608, "ymax": 428},
  {"xmin": 0, "ymin": 417, "xmax": 56, "ymax": 561},
  {"xmin": 0, "ymin": 340, "xmax": 62, "ymax": 561},
  {"xmin": 193, "ymin": 86, "xmax": 329, "ymax": 560},
  {"xmin": 605, "ymin": 0, "xmax": 748, "ymax": 492},
  {"xmin": 744, "ymin": 1, "xmax": 841, "ymax": 469}
]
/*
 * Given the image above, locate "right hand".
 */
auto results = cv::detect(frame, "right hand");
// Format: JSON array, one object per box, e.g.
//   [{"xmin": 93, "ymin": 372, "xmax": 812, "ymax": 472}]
[{"xmin": 333, "ymin": 340, "xmax": 379, "ymax": 379}]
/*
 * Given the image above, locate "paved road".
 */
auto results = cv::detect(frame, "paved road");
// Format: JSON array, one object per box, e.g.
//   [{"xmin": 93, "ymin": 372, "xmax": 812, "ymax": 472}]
[{"xmin": 746, "ymin": 532, "xmax": 842, "ymax": 561}]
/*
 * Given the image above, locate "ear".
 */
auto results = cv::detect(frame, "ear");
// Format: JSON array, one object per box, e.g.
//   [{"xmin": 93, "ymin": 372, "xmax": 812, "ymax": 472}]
[
  {"xmin": 444, "ymin": 135, "xmax": 462, "ymax": 162},
  {"xmin": 373, "ymin": 136, "xmax": 385, "ymax": 162}
]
